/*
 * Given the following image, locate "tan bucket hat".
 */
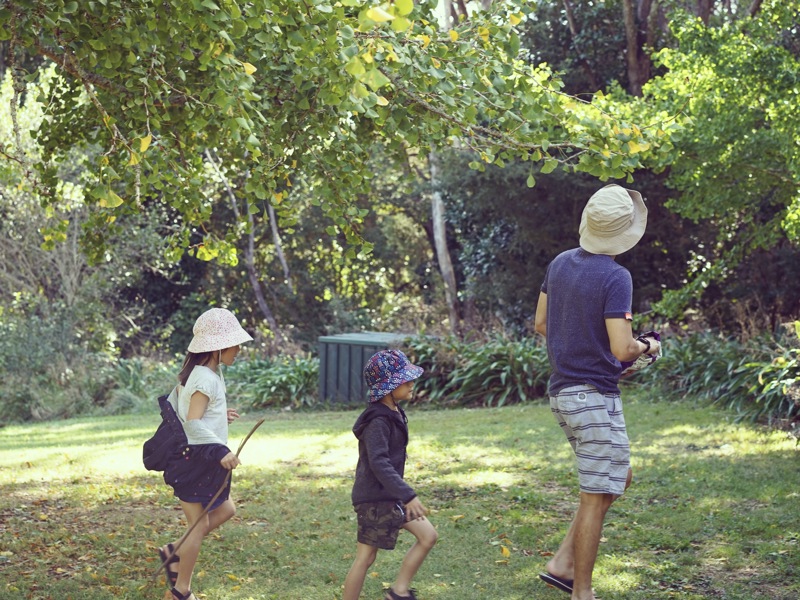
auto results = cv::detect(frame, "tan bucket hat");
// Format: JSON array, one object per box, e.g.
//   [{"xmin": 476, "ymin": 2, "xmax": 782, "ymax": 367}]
[
  {"xmin": 187, "ymin": 308, "xmax": 253, "ymax": 353},
  {"xmin": 579, "ymin": 184, "xmax": 647, "ymax": 255}
]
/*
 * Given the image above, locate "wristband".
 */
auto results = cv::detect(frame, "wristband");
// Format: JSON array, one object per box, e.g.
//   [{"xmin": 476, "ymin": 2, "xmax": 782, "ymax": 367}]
[{"xmin": 638, "ymin": 336, "xmax": 651, "ymax": 355}]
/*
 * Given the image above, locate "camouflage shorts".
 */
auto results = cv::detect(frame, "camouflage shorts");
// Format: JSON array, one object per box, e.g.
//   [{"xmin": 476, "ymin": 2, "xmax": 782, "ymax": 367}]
[{"xmin": 355, "ymin": 501, "xmax": 406, "ymax": 550}]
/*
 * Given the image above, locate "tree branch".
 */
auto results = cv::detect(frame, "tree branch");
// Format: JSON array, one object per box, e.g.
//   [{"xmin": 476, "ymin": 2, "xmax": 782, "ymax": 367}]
[{"xmin": 747, "ymin": 0, "xmax": 763, "ymax": 18}]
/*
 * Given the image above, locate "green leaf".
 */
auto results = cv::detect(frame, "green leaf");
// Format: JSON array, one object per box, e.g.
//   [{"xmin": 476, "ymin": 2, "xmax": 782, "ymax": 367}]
[
  {"xmin": 366, "ymin": 6, "xmax": 394, "ymax": 22},
  {"xmin": 196, "ymin": 245, "xmax": 216, "ymax": 261},
  {"xmin": 361, "ymin": 68, "xmax": 390, "ymax": 91},
  {"xmin": 541, "ymin": 158, "xmax": 558, "ymax": 174},
  {"xmin": 391, "ymin": 16, "xmax": 411, "ymax": 32},
  {"xmin": 345, "ymin": 56, "xmax": 365, "ymax": 77},
  {"xmin": 99, "ymin": 190, "xmax": 124, "ymax": 208},
  {"xmin": 395, "ymin": 0, "xmax": 413, "ymax": 16}
]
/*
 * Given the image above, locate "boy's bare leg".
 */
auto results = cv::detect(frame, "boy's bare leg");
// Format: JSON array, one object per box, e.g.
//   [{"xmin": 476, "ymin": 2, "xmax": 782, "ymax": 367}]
[
  {"xmin": 391, "ymin": 517, "xmax": 438, "ymax": 596},
  {"xmin": 343, "ymin": 542, "xmax": 378, "ymax": 600}
]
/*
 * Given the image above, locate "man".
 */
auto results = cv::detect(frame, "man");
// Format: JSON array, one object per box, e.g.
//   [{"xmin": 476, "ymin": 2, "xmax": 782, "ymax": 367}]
[{"xmin": 534, "ymin": 184, "xmax": 661, "ymax": 600}]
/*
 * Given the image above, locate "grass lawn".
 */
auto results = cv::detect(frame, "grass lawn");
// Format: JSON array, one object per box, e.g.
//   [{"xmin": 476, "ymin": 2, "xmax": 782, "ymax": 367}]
[{"xmin": 0, "ymin": 391, "xmax": 798, "ymax": 600}]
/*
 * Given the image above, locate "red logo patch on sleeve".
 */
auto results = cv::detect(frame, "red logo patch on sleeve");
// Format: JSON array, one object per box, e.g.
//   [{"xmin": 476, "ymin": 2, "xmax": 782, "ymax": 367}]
[{"xmin": 625, "ymin": 312, "xmax": 633, "ymax": 321}]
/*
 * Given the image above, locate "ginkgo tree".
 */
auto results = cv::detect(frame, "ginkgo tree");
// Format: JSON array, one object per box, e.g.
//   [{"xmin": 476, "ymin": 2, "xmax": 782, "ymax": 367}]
[{"xmin": 0, "ymin": 0, "xmax": 679, "ymax": 265}]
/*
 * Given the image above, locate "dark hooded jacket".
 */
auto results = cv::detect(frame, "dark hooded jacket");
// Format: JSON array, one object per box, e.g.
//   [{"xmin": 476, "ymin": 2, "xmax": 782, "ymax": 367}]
[{"xmin": 351, "ymin": 401, "xmax": 416, "ymax": 505}]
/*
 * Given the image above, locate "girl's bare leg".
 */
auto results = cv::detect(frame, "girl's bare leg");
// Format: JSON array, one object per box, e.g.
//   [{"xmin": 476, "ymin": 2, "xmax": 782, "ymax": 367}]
[
  {"xmin": 169, "ymin": 500, "xmax": 218, "ymax": 597},
  {"xmin": 163, "ymin": 498, "xmax": 236, "ymax": 587}
]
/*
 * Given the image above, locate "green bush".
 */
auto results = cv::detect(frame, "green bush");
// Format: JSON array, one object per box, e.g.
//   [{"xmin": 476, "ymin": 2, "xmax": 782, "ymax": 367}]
[
  {"xmin": 227, "ymin": 355, "xmax": 319, "ymax": 409},
  {"xmin": 103, "ymin": 357, "xmax": 178, "ymax": 415},
  {"xmin": 406, "ymin": 335, "xmax": 550, "ymax": 407},
  {"xmin": 637, "ymin": 325, "xmax": 800, "ymax": 423},
  {"xmin": 742, "ymin": 324, "xmax": 800, "ymax": 423},
  {"xmin": 0, "ymin": 310, "xmax": 104, "ymax": 421}
]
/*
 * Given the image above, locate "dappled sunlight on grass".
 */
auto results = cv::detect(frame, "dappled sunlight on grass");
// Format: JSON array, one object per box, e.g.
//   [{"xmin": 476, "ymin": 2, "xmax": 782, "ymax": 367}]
[
  {"xmin": 630, "ymin": 418, "xmax": 796, "ymax": 459},
  {"xmin": 430, "ymin": 469, "xmax": 523, "ymax": 489},
  {"xmin": 0, "ymin": 442, "xmax": 147, "ymax": 483},
  {"xmin": 241, "ymin": 431, "xmax": 354, "ymax": 466},
  {"xmin": 1, "ymin": 402, "xmax": 798, "ymax": 599}
]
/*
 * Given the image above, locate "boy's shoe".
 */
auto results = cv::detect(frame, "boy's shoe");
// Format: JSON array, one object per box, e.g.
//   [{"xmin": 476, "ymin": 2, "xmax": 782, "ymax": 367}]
[{"xmin": 385, "ymin": 587, "xmax": 418, "ymax": 600}]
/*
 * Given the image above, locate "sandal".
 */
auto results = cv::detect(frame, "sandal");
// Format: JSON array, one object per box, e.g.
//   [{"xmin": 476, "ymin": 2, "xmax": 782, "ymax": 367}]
[
  {"xmin": 158, "ymin": 543, "xmax": 180, "ymax": 587},
  {"xmin": 169, "ymin": 588, "xmax": 196, "ymax": 600},
  {"xmin": 385, "ymin": 588, "xmax": 418, "ymax": 600},
  {"xmin": 539, "ymin": 571, "xmax": 573, "ymax": 594}
]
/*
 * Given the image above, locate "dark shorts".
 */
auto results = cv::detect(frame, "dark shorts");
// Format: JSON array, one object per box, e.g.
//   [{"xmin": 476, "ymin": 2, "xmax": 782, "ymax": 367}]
[
  {"xmin": 355, "ymin": 501, "xmax": 406, "ymax": 550},
  {"xmin": 165, "ymin": 446, "xmax": 232, "ymax": 510}
]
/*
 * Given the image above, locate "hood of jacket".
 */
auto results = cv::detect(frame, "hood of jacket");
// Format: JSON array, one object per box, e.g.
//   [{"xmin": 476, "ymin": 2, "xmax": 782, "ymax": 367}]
[{"xmin": 353, "ymin": 401, "xmax": 408, "ymax": 441}]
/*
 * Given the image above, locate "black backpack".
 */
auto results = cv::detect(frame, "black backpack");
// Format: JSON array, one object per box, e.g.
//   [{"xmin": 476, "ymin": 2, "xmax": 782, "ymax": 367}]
[{"xmin": 142, "ymin": 394, "xmax": 188, "ymax": 472}]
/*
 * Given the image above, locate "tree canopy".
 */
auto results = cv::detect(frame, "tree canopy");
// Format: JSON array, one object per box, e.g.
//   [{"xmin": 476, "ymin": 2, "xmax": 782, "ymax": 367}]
[
  {"xmin": 1, "ymin": 0, "xmax": 676, "ymax": 264},
  {"xmin": 638, "ymin": 3, "xmax": 800, "ymax": 318}
]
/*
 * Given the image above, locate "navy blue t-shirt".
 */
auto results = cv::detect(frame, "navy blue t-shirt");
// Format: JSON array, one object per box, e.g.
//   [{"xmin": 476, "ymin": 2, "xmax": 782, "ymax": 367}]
[{"xmin": 541, "ymin": 248, "xmax": 633, "ymax": 395}]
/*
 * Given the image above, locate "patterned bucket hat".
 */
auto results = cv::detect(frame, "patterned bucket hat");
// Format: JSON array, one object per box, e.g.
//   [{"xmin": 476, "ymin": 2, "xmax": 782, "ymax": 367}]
[
  {"xmin": 187, "ymin": 308, "xmax": 253, "ymax": 353},
  {"xmin": 364, "ymin": 349, "xmax": 424, "ymax": 403}
]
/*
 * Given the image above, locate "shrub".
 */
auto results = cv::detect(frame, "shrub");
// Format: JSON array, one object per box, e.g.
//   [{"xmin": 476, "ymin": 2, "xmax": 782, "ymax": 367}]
[
  {"xmin": 637, "ymin": 325, "xmax": 800, "ymax": 423},
  {"xmin": 406, "ymin": 335, "xmax": 550, "ymax": 407},
  {"xmin": 227, "ymin": 355, "xmax": 319, "ymax": 409},
  {"xmin": 103, "ymin": 357, "xmax": 178, "ymax": 415},
  {"xmin": 742, "ymin": 323, "xmax": 800, "ymax": 423}
]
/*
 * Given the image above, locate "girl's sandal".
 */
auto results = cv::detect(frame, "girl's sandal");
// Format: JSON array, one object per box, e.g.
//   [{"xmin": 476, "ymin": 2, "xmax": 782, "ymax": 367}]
[
  {"xmin": 168, "ymin": 588, "xmax": 196, "ymax": 600},
  {"xmin": 158, "ymin": 543, "xmax": 180, "ymax": 587},
  {"xmin": 385, "ymin": 588, "xmax": 418, "ymax": 600}
]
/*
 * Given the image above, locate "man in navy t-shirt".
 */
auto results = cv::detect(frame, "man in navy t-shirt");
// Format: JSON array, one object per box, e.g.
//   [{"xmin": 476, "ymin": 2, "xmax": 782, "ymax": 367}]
[{"xmin": 534, "ymin": 184, "xmax": 661, "ymax": 600}]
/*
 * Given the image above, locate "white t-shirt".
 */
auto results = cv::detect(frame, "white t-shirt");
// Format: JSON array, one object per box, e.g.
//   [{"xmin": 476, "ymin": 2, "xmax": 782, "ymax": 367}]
[{"xmin": 169, "ymin": 365, "xmax": 229, "ymax": 446}]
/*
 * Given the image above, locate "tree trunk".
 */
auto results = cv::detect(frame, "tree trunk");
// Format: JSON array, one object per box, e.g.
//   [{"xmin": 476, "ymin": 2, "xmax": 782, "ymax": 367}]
[
  {"xmin": 622, "ymin": 0, "xmax": 651, "ymax": 97},
  {"xmin": 267, "ymin": 204, "xmax": 293, "ymax": 293},
  {"xmin": 443, "ymin": 0, "xmax": 454, "ymax": 29},
  {"xmin": 695, "ymin": 0, "xmax": 713, "ymax": 25},
  {"xmin": 562, "ymin": 0, "xmax": 601, "ymax": 91},
  {"xmin": 245, "ymin": 207, "xmax": 282, "ymax": 342},
  {"xmin": 204, "ymin": 150, "xmax": 282, "ymax": 342},
  {"xmin": 747, "ymin": 0, "xmax": 763, "ymax": 17},
  {"xmin": 429, "ymin": 149, "xmax": 460, "ymax": 334}
]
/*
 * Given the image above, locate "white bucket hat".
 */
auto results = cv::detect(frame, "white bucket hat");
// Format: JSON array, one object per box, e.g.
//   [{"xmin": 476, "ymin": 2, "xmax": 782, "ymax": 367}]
[
  {"xmin": 187, "ymin": 308, "xmax": 253, "ymax": 353},
  {"xmin": 579, "ymin": 184, "xmax": 647, "ymax": 255}
]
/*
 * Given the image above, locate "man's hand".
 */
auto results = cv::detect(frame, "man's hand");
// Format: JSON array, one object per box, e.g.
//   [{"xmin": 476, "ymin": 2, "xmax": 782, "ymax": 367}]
[{"xmin": 640, "ymin": 335, "xmax": 661, "ymax": 356}]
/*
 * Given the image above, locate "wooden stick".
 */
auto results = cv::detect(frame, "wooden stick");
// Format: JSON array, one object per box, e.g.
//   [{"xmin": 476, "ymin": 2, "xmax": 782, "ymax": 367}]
[{"xmin": 151, "ymin": 417, "xmax": 266, "ymax": 581}]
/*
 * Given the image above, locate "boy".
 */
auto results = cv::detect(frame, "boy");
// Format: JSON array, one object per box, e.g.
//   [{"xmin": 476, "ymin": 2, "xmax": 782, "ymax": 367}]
[{"xmin": 343, "ymin": 349, "xmax": 438, "ymax": 600}]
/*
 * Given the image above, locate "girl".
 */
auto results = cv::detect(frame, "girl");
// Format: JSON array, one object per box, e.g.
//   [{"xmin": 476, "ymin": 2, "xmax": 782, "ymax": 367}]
[{"xmin": 157, "ymin": 308, "xmax": 253, "ymax": 600}]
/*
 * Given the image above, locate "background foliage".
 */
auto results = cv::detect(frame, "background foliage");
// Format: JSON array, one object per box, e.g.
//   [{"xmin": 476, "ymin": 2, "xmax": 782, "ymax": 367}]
[{"xmin": 1, "ymin": 1, "xmax": 799, "ymax": 426}]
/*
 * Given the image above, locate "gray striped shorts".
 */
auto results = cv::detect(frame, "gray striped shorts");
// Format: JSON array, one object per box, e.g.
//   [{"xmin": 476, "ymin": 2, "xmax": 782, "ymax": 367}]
[{"xmin": 550, "ymin": 385, "xmax": 630, "ymax": 496}]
